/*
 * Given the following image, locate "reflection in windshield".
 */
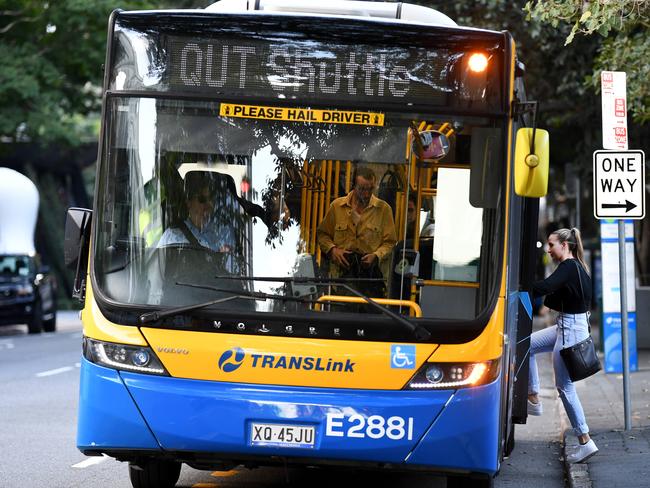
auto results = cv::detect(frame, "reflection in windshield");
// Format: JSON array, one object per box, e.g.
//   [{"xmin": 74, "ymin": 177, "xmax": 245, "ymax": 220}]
[
  {"xmin": 94, "ymin": 97, "xmax": 503, "ymax": 325},
  {"xmin": 0, "ymin": 255, "xmax": 31, "ymax": 278}
]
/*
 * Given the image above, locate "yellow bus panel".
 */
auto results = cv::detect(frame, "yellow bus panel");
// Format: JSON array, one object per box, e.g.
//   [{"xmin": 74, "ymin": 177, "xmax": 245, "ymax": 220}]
[{"xmin": 141, "ymin": 327, "xmax": 438, "ymax": 390}]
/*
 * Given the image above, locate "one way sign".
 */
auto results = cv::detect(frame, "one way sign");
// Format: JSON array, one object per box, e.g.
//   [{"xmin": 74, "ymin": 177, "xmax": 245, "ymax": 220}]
[{"xmin": 593, "ymin": 150, "xmax": 645, "ymax": 219}]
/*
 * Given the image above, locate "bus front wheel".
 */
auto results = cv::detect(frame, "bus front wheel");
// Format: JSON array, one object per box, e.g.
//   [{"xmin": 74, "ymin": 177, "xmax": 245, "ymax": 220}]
[{"xmin": 129, "ymin": 460, "xmax": 182, "ymax": 488}]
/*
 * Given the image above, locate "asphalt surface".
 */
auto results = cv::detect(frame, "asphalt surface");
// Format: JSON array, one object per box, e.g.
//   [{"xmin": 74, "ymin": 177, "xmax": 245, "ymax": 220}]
[{"xmin": 0, "ymin": 311, "xmax": 569, "ymax": 488}]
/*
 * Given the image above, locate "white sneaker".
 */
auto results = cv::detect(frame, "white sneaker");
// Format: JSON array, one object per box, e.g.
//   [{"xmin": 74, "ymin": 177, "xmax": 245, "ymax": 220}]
[
  {"xmin": 527, "ymin": 399, "xmax": 543, "ymax": 416},
  {"xmin": 566, "ymin": 439, "xmax": 598, "ymax": 463}
]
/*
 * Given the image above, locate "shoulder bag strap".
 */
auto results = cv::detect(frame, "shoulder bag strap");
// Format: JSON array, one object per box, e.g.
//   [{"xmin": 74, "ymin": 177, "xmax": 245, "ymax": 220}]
[{"xmin": 574, "ymin": 260, "xmax": 591, "ymax": 333}]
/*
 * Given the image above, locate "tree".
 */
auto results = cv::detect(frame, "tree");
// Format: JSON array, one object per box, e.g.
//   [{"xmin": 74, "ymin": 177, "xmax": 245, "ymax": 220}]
[
  {"xmin": 526, "ymin": 0, "xmax": 650, "ymax": 284},
  {"xmin": 0, "ymin": 0, "xmax": 199, "ymax": 145},
  {"xmin": 0, "ymin": 1, "xmax": 209, "ymax": 307},
  {"xmin": 525, "ymin": 0, "xmax": 649, "ymax": 123}
]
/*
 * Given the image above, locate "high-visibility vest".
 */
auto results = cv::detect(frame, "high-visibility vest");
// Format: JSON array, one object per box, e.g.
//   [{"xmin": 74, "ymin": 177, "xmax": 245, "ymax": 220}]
[{"xmin": 138, "ymin": 208, "xmax": 163, "ymax": 246}]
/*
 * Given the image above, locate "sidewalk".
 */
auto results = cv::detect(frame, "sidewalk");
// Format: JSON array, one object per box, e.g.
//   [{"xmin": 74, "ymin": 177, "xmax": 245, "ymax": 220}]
[{"xmin": 562, "ymin": 347, "xmax": 650, "ymax": 487}]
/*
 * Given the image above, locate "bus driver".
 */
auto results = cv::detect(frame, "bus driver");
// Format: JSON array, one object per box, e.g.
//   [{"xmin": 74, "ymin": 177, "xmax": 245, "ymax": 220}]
[
  {"xmin": 316, "ymin": 166, "xmax": 397, "ymax": 296},
  {"xmin": 157, "ymin": 171, "xmax": 236, "ymax": 252}
]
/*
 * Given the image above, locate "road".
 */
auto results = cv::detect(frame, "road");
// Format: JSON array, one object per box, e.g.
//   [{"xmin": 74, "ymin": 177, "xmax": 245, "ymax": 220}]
[{"xmin": 0, "ymin": 313, "xmax": 566, "ymax": 488}]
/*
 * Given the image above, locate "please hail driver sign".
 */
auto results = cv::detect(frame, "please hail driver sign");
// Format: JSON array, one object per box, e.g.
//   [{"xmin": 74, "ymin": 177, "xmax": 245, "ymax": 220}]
[{"xmin": 593, "ymin": 150, "xmax": 645, "ymax": 220}]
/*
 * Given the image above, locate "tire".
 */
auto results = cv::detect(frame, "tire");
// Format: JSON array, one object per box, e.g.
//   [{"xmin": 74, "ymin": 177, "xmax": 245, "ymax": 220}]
[
  {"xmin": 43, "ymin": 313, "xmax": 57, "ymax": 333},
  {"xmin": 447, "ymin": 474, "xmax": 494, "ymax": 488},
  {"xmin": 27, "ymin": 301, "xmax": 43, "ymax": 334},
  {"xmin": 129, "ymin": 460, "xmax": 182, "ymax": 488}
]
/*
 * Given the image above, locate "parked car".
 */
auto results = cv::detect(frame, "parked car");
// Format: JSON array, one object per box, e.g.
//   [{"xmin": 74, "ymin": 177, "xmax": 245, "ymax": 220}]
[{"xmin": 0, "ymin": 254, "xmax": 56, "ymax": 333}]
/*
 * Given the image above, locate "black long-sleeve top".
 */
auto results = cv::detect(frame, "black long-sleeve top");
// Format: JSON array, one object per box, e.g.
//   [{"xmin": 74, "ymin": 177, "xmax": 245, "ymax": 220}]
[{"xmin": 532, "ymin": 258, "xmax": 592, "ymax": 313}]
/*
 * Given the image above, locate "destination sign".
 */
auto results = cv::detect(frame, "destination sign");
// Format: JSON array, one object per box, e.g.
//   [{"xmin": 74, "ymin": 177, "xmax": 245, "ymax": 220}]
[
  {"xmin": 169, "ymin": 38, "xmax": 447, "ymax": 104},
  {"xmin": 163, "ymin": 36, "xmax": 498, "ymax": 108},
  {"xmin": 109, "ymin": 15, "xmax": 504, "ymax": 111},
  {"xmin": 219, "ymin": 103, "xmax": 385, "ymax": 126}
]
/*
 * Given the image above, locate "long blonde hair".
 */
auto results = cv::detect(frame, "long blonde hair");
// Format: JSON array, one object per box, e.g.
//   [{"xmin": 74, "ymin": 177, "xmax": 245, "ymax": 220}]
[{"xmin": 552, "ymin": 227, "xmax": 589, "ymax": 273}]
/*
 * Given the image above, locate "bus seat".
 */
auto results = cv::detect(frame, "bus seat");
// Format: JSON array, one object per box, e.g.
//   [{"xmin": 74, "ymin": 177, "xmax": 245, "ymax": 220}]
[
  {"xmin": 418, "ymin": 237, "xmax": 434, "ymax": 279},
  {"xmin": 289, "ymin": 253, "xmax": 319, "ymax": 297},
  {"xmin": 388, "ymin": 241, "xmax": 419, "ymax": 300}
]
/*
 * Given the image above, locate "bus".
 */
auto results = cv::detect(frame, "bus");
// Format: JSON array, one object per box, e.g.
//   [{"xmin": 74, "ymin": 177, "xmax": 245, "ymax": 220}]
[{"xmin": 65, "ymin": 1, "xmax": 549, "ymax": 487}]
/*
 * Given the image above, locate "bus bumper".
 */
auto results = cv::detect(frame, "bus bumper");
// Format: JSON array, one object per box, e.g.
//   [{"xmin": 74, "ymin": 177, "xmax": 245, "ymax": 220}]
[{"xmin": 77, "ymin": 358, "xmax": 501, "ymax": 474}]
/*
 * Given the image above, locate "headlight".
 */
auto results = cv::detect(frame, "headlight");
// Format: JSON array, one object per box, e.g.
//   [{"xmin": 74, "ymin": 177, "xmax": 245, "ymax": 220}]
[
  {"xmin": 467, "ymin": 52, "xmax": 489, "ymax": 73},
  {"xmin": 405, "ymin": 359, "xmax": 500, "ymax": 390},
  {"xmin": 16, "ymin": 284, "xmax": 34, "ymax": 296},
  {"xmin": 82, "ymin": 337, "xmax": 168, "ymax": 376}
]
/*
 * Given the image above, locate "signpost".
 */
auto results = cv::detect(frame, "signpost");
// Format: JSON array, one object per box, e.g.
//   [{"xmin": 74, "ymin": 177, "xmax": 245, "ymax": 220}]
[
  {"xmin": 593, "ymin": 150, "xmax": 645, "ymax": 220},
  {"xmin": 595, "ymin": 71, "xmax": 645, "ymax": 431}
]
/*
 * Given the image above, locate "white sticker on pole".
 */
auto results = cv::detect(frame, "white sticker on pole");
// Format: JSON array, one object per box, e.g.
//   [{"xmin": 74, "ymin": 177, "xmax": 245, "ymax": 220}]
[{"xmin": 601, "ymin": 71, "xmax": 628, "ymax": 150}]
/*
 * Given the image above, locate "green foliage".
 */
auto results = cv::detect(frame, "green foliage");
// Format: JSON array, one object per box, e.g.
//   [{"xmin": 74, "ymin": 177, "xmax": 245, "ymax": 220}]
[
  {"xmin": 0, "ymin": 0, "xmax": 191, "ymax": 145},
  {"xmin": 526, "ymin": 0, "xmax": 650, "ymax": 123},
  {"xmin": 526, "ymin": 0, "xmax": 648, "ymax": 42}
]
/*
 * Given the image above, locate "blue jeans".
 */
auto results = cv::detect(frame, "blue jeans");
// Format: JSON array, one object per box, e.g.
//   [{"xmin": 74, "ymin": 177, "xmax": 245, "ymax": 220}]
[{"xmin": 528, "ymin": 313, "xmax": 590, "ymax": 436}]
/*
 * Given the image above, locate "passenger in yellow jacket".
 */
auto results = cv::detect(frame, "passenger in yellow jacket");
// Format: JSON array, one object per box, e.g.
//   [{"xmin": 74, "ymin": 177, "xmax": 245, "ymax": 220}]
[{"xmin": 317, "ymin": 167, "xmax": 397, "ymax": 286}]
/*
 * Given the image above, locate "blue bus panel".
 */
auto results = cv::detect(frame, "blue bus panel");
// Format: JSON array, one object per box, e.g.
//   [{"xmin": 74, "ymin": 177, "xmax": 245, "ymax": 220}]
[{"xmin": 77, "ymin": 359, "xmax": 501, "ymax": 473}]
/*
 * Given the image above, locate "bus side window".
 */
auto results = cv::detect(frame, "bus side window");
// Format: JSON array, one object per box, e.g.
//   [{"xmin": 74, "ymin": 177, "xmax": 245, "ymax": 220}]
[
  {"xmin": 420, "ymin": 285, "xmax": 478, "ymax": 320},
  {"xmin": 469, "ymin": 128, "xmax": 502, "ymax": 209}
]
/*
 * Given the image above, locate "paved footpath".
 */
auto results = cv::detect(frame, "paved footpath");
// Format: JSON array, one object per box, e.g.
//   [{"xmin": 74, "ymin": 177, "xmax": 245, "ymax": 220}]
[{"xmin": 563, "ymin": 348, "xmax": 650, "ymax": 488}]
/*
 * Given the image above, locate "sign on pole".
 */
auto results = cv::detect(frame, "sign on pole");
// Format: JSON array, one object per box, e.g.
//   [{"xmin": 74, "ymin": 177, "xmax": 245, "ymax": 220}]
[
  {"xmin": 593, "ymin": 150, "xmax": 646, "ymax": 220},
  {"xmin": 600, "ymin": 220, "xmax": 638, "ymax": 373},
  {"xmin": 601, "ymin": 71, "xmax": 628, "ymax": 150},
  {"xmin": 597, "ymin": 71, "xmax": 643, "ymax": 431}
]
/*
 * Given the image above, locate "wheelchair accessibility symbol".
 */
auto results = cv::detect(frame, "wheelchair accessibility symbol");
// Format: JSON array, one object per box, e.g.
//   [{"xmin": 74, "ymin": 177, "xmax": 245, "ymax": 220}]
[{"xmin": 390, "ymin": 345, "xmax": 416, "ymax": 369}]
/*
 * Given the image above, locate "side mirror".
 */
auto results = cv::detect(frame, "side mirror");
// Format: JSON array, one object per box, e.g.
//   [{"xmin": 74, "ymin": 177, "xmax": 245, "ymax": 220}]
[
  {"xmin": 412, "ymin": 130, "xmax": 451, "ymax": 162},
  {"xmin": 64, "ymin": 207, "xmax": 92, "ymax": 300},
  {"xmin": 514, "ymin": 128, "xmax": 549, "ymax": 197}
]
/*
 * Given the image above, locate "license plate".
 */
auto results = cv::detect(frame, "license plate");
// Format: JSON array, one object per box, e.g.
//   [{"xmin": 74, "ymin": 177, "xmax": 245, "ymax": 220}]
[{"xmin": 250, "ymin": 422, "xmax": 315, "ymax": 448}]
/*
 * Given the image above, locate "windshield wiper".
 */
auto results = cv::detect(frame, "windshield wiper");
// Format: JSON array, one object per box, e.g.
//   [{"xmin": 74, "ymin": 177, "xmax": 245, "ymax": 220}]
[
  {"xmin": 139, "ymin": 294, "xmax": 260, "ymax": 324},
  {"xmin": 214, "ymin": 275, "xmax": 384, "ymax": 284},
  {"xmin": 213, "ymin": 275, "xmax": 431, "ymax": 340},
  {"xmin": 176, "ymin": 282, "xmax": 322, "ymax": 305}
]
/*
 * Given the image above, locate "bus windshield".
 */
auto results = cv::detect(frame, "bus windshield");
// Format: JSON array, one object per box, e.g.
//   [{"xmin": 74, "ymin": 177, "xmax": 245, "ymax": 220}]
[{"xmin": 94, "ymin": 96, "xmax": 505, "ymax": 334}]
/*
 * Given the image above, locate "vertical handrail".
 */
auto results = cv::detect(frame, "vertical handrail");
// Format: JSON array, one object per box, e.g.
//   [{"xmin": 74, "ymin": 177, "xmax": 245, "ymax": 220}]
[
  {"xmin": 334, "ymin": 160, "xmax": 341, "ymax": 199},
  {"xmin": 316, "ymin": 161, "xmax": 327, "ymax": 262},
  {"xmin": 303, "ymin": 160, "xmax": 312, "ymax": 252},
  {"xmin": 345, "ymin": 161, "xmax": 352, "ymax": 193},
  {"xmin": 310, "ymin": 161, "xmax": 320, "ymax": 254}
]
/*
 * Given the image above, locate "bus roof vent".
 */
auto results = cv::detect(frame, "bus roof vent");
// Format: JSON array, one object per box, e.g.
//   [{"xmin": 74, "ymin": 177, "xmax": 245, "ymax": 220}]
[{"xmin": 206, "ymin": 0, "xmax": 457, "ymax": 27}]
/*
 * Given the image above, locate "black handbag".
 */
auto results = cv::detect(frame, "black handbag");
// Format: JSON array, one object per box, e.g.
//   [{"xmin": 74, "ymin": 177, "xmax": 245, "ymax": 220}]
[
  {"xmin": 560, "ymin": 261, "xmax": 602, "ymax": 382},
  {"xmin": 561, "ymin": 335, "xmax": 601, "ymax": 381}
]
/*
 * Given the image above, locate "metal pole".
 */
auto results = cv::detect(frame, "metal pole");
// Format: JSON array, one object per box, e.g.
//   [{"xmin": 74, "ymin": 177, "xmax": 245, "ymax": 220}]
[{"xmin": 617, "ymin": 219, "xmax": 632, "ymax": 430}]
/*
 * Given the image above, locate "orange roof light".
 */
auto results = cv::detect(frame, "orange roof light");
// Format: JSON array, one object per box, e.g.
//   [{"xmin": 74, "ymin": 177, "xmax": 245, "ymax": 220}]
[{"xmin": 468, "ymin": 52, "xmax": 489, "ymax": 73}]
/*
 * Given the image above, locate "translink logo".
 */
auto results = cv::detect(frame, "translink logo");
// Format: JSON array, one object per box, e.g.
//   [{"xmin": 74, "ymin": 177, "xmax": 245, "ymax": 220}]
[{"xmin": 218, "ymin": 348, "xmax": 355, "ymax": 373}]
